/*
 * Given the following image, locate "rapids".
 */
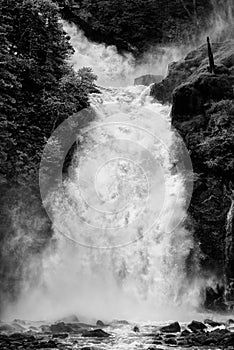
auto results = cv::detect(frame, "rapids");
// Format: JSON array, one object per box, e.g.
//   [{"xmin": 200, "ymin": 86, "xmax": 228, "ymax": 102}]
[{"xmin": 5, "ymin": 83, "xmax": 202, "ymax": 323}]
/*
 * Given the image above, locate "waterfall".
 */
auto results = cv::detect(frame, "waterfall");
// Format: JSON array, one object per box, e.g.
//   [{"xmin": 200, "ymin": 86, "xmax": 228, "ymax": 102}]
[{"xmin": 3, "ymin": 25, "xmax": 202, "ymax": 323}]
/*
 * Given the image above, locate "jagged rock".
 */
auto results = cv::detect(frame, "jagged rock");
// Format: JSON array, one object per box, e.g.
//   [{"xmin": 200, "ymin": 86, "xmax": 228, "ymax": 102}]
[
  {"xmin": 52, "ymin": 333, "xmax": 69, "ymax": 339},
  {"xmin": 0, "ymin": 323, "xmax": 16, "ymax": 333},
  {"xmin": 172, "ymin": 73, "xmax": 233, "ymax": 119},
  {"xmin": 134, "ymin": 74, "xmax": 163, "ymax": 86},
  {"xmin": 160, "ymin": 322, "xmax": 181, "ymax": 333},
  {"xmin": 40, "ymin": 324, "xmax": 51, "ymax": 333},
  {"xmin": 164, "ymin": 337, "xmax": 177, "ymax": 345},
  {"xmin": 188, "ymin": 321, "xmax": 207, "ymax": 332},
  {"xmin": 133, "ymin": 326, "xmax": 140, "ymax": 332},
  {"xmin": 50, "ymin": 322, "xmax": 74, "ymax": 333},
  {"xmin": 150, "ymin": 40, "xmax": 234, "ymax": 104},
  {"xmin": 82, "ymin": 329, "xmax": 111, "ymax": 337},
  {"xmin": 180, "ymin": 329, "xmax": 191, "ymax": 336},
  {"xmin": 204, "ymin": 319, "xmax": 222, "ymax": 327}
]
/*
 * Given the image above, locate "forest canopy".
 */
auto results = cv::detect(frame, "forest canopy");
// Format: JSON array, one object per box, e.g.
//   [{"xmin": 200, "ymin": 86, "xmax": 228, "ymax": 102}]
[{"xmin": 0, "ymin": 0, "xmax": 97, "ymax": 184}]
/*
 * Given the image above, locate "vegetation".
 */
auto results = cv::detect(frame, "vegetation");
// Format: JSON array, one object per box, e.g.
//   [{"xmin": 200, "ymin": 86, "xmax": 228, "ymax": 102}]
[
  {"xmin": 55, "ymin": 0, "xmax": 214, "ymax": 55},
  {"xmin": 0, "ymin": 0, "xmax": 97, "ymax": 184}
]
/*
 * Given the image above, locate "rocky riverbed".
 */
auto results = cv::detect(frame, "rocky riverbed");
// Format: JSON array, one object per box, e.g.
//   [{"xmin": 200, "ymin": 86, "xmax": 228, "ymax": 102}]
[{"xmin": 1, "ymin": 316, "xmax": 234, "ymax": 349}]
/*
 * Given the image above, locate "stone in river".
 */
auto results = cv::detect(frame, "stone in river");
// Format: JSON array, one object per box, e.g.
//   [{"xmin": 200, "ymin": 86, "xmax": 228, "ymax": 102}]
[
  {"xmin": 204, "ymin": 319, "xmax": 222, "ymax": 327},
  {"xmin": 180, "ymin": 329, "xmax": 191, "ymax": 336},
  {"xmin": 52, "ymin": 333, "xmax": 69, "ymax": 339},
  {"xmin": 96, "ymin": 320, "xmax": 105, "ymax": 327},
  {"xmin": 82, "ymin": 329, "xmax": 110, "ymax": 337},
  {"xmin": 160, "ymin": 321, "xmax": 181, "ymax": 333},
  {"xmin": 188, "ymin": 320, "xmax": 207, "ymax": 332}
]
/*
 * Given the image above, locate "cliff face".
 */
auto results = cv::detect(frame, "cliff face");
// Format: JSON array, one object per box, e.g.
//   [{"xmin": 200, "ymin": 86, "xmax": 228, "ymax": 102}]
[{"xmin": 151, "ymin": 40, "xmax": 234, "ymax": 310}]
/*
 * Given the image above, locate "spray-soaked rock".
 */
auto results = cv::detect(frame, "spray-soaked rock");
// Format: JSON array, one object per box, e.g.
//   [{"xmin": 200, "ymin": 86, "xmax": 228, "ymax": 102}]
[
  {"xmin": 160, "ymin": 322, "xmax": 181, "ymax": 333},
  {"xmin": 134, "ymin": 75, "xmax": 163, "ymax": 86},
  {"xmin": 188, "ymin": 321, "xmax": 207, "ymax": 332},
  {"xmin": 82, "ymin": 329, "xmax": 111, "ymax": 337}
]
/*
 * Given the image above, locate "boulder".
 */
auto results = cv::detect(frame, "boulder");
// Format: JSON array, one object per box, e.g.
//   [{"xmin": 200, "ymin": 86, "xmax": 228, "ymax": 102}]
[
  {"xmin": 82, "ymin": 329, "xmax": 110, "ymax": 337},
  {"xmin": 180, "ymin": 329, "xmax": 191, "ymax": 336},
  {"xmin": 204, "ymin": 319, "xmax": 222, "ymax": 327},
  {"xmin": 150, "ymin": 40, "xmax": 234, "ymax": 104},
  {"xmin": 133, "ymin": 326, "xmax": 140, "ymax": 332},
  {"xmin": 52, "ymin": 333, "xmax": 69, "ymax": 339},
  {"xmin": 96, "ymin": 320, "xmax": 105, "ymax": 327},
  {"xmin": 134, "ymin": 74, "xmax": 163, "ymax": 86},
  {"xmin": 160, "ymin": 322, "xmax": 181, "ymax": 333},
  {"xmin": 164, "ymin": 337, "xmax": 177, "ymax": 345},
  {"xmin": 188, "ymin": 320, "xmax": 207, "ymax": 332},
  {"xmin": 50, "ymin": 322, "xmax": 74, "ymax": 333}
]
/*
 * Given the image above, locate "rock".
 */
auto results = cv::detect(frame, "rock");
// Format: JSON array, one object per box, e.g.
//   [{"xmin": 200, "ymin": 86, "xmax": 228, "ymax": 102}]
[
  {"xmin": 204, "ymin": 319, "xmax": 222, "ymax": 327},
  {"xmin": 164, "ymin": 337, "xmax": 177, "ymax": 345},
  {"xmin": 37, "ymin": 340, "xmax": 58, "ymax": 348},
  {"xmin": 134, "ymin": 74, "xmax": 163, "ymax": 86},
  {"xmin": 226, "ymin": 318, "xmax": 234, "ymax": 325},
  {"xmin": 40, "ymin": 324, "xmax": 51, "ymax": 333},
  {"xmin": 180, "ymin": 329, "xmax": 191, "ymax": 336},
  {"xmin": 82, "ymin": 329, "xmax": 111, "ymax": 337},
  {"xmin": 172, "ymin": 73, "xmax": 233, "ymax": 120},
  {"xmin": 150, "ymin": 40, "xmax": 234, "ymax": 104},
  {"xmin": 187, "ymin": 321, "xmax": 207, "ymax": 332},
  {"xmin": 133, "ymin": 326, "xmax": 140, "ymax": 332},
  {"xmin": 223, "ymin": 333, "xmax": 234, "ymax": 346},
  {"xmin": 160, "ymin": 322, "xmax": 181, "ymax": 333},
  {"xmin": 96, "ymin": 320, "xmax": 105, "ymax": 327},
  {"xmin": 50, "ymin": 322, "xmax": 74, "ymax": 333},
  {"xmin": 164, "ymin": 333, "xmax": 176, "ymax": 338},
  {"xmin": 0, "ymin": 323, "xmax": 16, "ymax": 333},
  {"xmin": 52, "ymin": 333, "xmax": 69, "ymax": 339}
]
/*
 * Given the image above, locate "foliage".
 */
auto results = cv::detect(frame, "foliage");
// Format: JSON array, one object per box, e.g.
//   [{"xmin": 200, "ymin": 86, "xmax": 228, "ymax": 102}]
[
  {"xmin": 0, "ymin": 0, "xmax": 97, "ymax": 184},
  {"xmin": 55, "ymin": 0, "xmax": 214, "ymax": 54}
]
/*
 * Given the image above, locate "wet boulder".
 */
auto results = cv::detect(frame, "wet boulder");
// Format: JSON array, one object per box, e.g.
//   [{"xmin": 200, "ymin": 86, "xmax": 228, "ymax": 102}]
[
  {"xmin": 133, "ymin": 326, "xmax": 140, "ymax": 332},
  {"xmin": 188, "ymin": 320, "xmax": 207, "ymax": 332},
  {"xmin": 180, "ymin": 329, "xmax": 191, "ymax": 336},
  {"xmin": 52, "ymin": 333, "xmax": 69, "ymax": 339},
  {"xmin": 204, "ymin": 319, "xmax": 222, "ymax": 327},
  {"xmin": 160, "ymin": 321, "xmax": 181, "ymax": 333},
  {"xmin": 134, "ymin": 74, "xmax": 163, "ymax": 86},
  {"xmin": 50, "ymin": 322, "xmax": 74, "ymax": 333},
  {"xmin": 82, "ymin": 329, "xmax": 111, "ymax": 337}
]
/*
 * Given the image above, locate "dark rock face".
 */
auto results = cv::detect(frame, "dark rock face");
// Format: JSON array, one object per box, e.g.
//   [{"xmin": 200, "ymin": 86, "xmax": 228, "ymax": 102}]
[
  {"xmin": 82, "ymin": 329, "xmax": 111, "ymax": 338},
  {"xmin": 160, "ymin": 322, "xmax": 181, "ymax": 333},
  {"xmin": 188, "ymin": 321, "xmax": 207, "ymax": 332},
  {"xmin": 204, "ymin": 319, "xmax": 222, "ymax": 327},
  {"xmin": 151, "ymin": 39, "xmax": 234, "ymax": 309},
  {"xmin": 134, "ymin": 75, "xmax": 163, "ymax": 86},
  {"xmin": 150, "ymin": 40, "xmax": 234, "ymax": 103}
]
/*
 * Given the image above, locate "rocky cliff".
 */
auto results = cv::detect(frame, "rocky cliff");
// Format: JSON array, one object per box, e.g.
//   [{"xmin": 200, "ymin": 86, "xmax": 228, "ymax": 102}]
[{"xmin": 151, "ymin": 40, "xmax": 234, "ymax": 310}]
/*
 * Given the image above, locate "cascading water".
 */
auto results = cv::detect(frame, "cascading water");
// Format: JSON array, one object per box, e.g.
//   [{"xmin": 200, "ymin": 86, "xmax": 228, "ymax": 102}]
[
  {"xmin": 6, "ymin": 83, "xmax": 201, "ymax": 323},
  {"xmin": 4, "ymin": 25, "xmax": 203, "ymax": 324}
]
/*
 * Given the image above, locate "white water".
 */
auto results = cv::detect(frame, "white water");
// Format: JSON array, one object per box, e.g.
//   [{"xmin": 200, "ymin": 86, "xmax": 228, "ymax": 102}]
[
  {"xmin": 3, "ymin": 23, "xmax": 208, "ymax": 323},
  {"xmin": 5, "ymin": 82, "xmax": 202, "ymax": 323}
]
